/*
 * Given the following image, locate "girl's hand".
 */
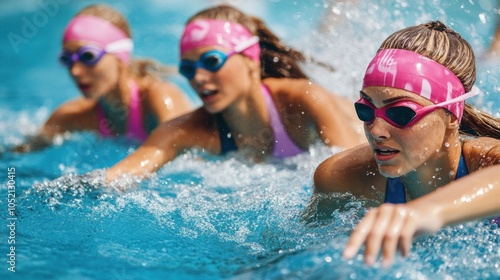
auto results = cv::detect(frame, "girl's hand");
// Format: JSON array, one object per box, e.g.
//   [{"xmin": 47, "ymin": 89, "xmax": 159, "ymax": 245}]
[{"xmin": 342, "ymin": 203, "xmax": 440, "ymax": 267}]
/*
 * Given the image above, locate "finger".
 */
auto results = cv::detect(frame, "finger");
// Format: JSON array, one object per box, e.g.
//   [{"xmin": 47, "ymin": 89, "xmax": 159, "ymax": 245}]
[
  {"xmin": 343, "ymin": 208, "xmax": 378, "ymax": 259},
  {"xmin": 398, "ymin": 212, "xmax": 418, "ymax": 257},
  {"xmin": 362, "ymin": 204, "xmax": 395, "ymax": 265},
  {"xmin": 380, "ymin": 206, "xmax": 407, "ymax": 267}
]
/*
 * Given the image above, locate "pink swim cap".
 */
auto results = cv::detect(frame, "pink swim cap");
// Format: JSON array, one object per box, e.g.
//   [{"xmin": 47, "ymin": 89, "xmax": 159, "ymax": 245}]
[
  {"xmin": 363, "ymin": 49, "xmax": 468, "ymax": 122},
  {"xmin": 180, "ymin": 19, "xmax": 260, "ymax": 61},
  {"xmin": 62, "ymin": 15, "xmax": 133, "ymax": 64}
]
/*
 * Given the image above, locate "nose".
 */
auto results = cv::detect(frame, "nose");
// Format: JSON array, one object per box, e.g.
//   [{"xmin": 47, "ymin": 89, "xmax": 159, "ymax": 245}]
[
  {"xmin": 69, "ymin": 61, "xmax": 86, "ymax": 78},
  {"xmin": 366, "ymin": 117, "xmax": 391, "ymax": 141},
  {"xmin": 191, "ymin": 67, "xmax": 211, "ymax": 86}
]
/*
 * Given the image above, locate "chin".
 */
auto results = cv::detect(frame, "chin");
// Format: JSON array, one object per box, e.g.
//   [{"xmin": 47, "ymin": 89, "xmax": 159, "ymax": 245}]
[
  {"xmin": 82, "ymin": 93, "xmax": 99, "ymax": 100},
  {"xmin": 82, "ymin": 89, "xmax": 105, "ymax": 100},
  {"xmin": 203, "ymin": 104, "xmax": 224, "ymax": 114},
  {"xmin": 81, "ymin": 91, "xmax": 94, "ymax": 99},
  {"xmin": 377, "ymin": 164, "xmax": 408, "ymax": 178}
]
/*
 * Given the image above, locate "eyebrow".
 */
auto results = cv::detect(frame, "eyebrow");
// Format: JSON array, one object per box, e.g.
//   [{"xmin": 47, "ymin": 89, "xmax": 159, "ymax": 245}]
[{"xmin": 359, "ymin": 90, "xmax": 415, "ymax": 105}]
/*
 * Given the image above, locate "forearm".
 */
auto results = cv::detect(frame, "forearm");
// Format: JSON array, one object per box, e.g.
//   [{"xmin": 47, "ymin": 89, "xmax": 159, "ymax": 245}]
[
  {"xmin": 409, "ymin": 165, "xmax": 500, "ymax": 228},
  {"xmin": 105, "ymin": 145, "xmax": 174, "ymax": 182},
  {"xmin": 11, "ymin": 134, "xmax": 55, "ymax": 153}
]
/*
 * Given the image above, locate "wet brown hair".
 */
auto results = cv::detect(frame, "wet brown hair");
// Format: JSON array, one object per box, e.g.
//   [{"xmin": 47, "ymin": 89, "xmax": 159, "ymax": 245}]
[
  {"xmin": 186, "ymin": 4, "xmax": 334, "ymax": 80},
  {"xmin": 379, "ymin": 21, "xmax": 500, "ymax": 138}
]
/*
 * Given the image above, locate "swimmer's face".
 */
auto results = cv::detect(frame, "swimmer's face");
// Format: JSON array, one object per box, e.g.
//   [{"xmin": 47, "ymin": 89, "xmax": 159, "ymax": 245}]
[
  {"xmin": 181, "ymin": 45, "xmax": 260, "ymax": 114},
  {"xmin": 62, "ymin": 41, "xmax": 121, "ymax": 99},
  {"xmin": 360, "ymin": 86, "xmax": 452, "ymax": 178}
]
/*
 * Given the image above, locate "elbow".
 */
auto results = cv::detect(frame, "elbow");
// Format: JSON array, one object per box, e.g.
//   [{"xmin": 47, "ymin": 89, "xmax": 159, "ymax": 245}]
[{"xmin": 313, "ymin": 158, "xmax": 336, "ymax": 193}]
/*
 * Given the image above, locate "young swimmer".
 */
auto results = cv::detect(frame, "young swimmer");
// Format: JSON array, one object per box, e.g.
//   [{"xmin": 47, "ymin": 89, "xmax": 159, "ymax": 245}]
[
  {"xmin": 13, "ymin": 4, "xmax": 192, "ymax": 152},
  {"xmin": 104, "ymin": 4, "xmax": 364, "ymax": 181},
  {"xmin": 312, "ymin": 21, "xmax": 500, "ymax": 267}
]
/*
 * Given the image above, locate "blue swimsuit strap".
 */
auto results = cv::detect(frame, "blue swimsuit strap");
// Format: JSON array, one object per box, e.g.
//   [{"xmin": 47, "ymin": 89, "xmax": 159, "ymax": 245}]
[
  {"xmin": 215, "ymin": 113, "xmax": 238, "ymax": 155},
  {"xmin": 455, "ymin": 152, "xmax": 468, "ymax": 179},
  {"xmin": 384, "ymin": 153, "xmax": 469, "ymax": 204}
]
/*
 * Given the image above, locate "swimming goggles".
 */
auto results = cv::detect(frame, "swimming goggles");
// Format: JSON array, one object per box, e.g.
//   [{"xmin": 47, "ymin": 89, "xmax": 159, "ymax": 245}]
[
  {"xmin": 58, "ymin": 38, "xmax": 133, "ymax": 67},
  {"xmin": 354, "ymin": 88, "xmax": 479, "ymax": 128},
  {"xmin": 179, "ymin": 36, "xmax": 259, "ymax": 80}
]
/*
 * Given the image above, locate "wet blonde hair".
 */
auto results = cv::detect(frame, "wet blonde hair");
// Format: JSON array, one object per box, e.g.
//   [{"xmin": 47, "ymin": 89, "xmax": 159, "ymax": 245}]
[
  {"xmin": 186, "ymin": 4, "xmax": 334, "ymax": 80},
  {"xmin": 379, "ymin": 21, "xmax": 500, "ymax": 138}
]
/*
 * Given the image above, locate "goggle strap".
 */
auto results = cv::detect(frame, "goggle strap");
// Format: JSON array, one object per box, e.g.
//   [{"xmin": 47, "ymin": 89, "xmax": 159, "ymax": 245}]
[
  {"xmin": 428, "ymin": 86, "xmax": 480, "ymax": 109},
  {"xmin": 105, "ymin": 38, "xmax": 134, "ymax": 53},
  {"xmin": 230, "ymin": 36, "xmax": 259, "ymax": 55}
]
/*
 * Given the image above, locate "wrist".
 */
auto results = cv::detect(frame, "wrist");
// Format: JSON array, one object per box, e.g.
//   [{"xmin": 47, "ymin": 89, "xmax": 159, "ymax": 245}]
[{"xmin": 407, "ymin": 198, "xmax": 444, "ymax": 233}]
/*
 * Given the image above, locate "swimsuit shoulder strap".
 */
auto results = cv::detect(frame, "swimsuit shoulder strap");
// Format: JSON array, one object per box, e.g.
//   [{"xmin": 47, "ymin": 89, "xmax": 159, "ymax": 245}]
[
  {"xmin": 384, "ymin": 151, "xmax": 470, "ymax": 204},
  {"xmin": 126, "ymin": 80, "xmax": 149, "ymax": 141},
  {"xmin": 216, "ymin": 113, "xmax": 238, "ymax": 154},
  {"xmin": 455, "ymin": 152, "xmax": 469, "ymax": 179},
  {"xmin": 215, "ymin": 84, "xmax": 304, "ymax": 156},
  {"xmin": 384, "ymin": 178, "xmax": 406, "ymax": 204},
  {"xmin": 261, "ymin": 84, "xmax": 303, "ymax": 158}
]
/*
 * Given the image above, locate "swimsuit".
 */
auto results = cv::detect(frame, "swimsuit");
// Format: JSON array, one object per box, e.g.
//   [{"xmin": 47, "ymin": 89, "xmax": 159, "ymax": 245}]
[
  {"xmin": 96, "ymin": 80, "xmax": 149, "ymax": 141},
  {"xmin": 217, "ymin": 84, "xmax": 303, "ymax": 158},
  {"xmin": 384, "ymin": 153, "xmax": 469, "ymax": 203},
  {"xmin": 384, "ymin": 152, "xmax": 500, "ymax": 225}
]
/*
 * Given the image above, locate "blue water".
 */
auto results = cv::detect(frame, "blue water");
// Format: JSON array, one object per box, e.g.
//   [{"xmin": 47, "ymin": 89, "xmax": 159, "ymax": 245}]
[{"xmin": 1, "ymin": 0, "xmax": 499, "ymax": 279}]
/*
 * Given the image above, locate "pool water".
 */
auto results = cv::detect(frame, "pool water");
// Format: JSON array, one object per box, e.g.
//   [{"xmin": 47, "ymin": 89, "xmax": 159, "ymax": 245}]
[{"xmin": 1, "ymin": 0, "xmax": 499, "ymax": 279}]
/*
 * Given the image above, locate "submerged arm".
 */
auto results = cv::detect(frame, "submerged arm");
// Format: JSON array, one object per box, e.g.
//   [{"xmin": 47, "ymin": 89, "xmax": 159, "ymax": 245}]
[
  {"xmin": 11, "ymin": 100, "xmax": 91, "ymax": 153},
  {"xmin": 11, "ymin": 133, "xmax": 55, "ymax": 153}
]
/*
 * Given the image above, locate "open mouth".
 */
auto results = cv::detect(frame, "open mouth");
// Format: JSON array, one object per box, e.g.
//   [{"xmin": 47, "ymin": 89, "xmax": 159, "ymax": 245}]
[
  {"xmin": 199, "ymin": 89, "xmax": 218, "ymax": 101},
  {"xmin": 374, "ymin": 147, "xmax": 400, "ymax": 161},
  {"xmin": 375, "ymin": 148, "xmax": 398, "ymax": 155},
  {"xmin": 77, "ymin": 83, "xmax": 91, "ymax": 92}
]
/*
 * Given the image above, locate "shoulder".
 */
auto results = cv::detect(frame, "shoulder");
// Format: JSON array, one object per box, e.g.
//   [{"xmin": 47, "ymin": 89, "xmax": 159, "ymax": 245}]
[
  {"xmin": 263, "ymin": 77, "xmax": 349, "ymax": 107},
  {"xmin": 314, "ymin": 143, "xmax": 386, "ymax": 197},
  {"xmin": 462, "ymin": 137, "xmax": 500, "ymax": 170},
  {"xmin": 263, "ymin": 77, "xmax": 323, "ymax": 97},
  {"xmin": 141, "ymin": 78, "xmax": 184, "ymax": 99},
  {"xmin": 139, "ymin": 78, "xmax": 192, "ymax": 120}
]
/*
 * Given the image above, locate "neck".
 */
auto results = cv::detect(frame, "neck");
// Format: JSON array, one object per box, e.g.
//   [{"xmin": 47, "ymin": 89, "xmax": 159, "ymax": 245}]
[
  {"xmin": 221, "ymin": 82, "xmax": 272, "ymax": 155},
  {"xmin": 102, "ymin": 73, "xmax": 132, "ymax": 106},
  {"xmin": 401, "ymin": 135, "xmax": 463, "ymax": 200},
  {"xmin": 99, "ymin": 73, "xmax": 133, "ymax": 126}
]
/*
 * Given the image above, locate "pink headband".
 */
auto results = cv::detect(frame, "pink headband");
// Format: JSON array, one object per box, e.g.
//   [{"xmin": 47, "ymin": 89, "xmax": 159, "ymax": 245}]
[
  {"xmin": 180, "ymin": 19, "xmax": 260, "ymax": 61},
  {"xmin": 63, "ymin": 15, "xmax": 133, "ymax": 64},
  {"xmin": 363, "ymin": 48, "xmax": 470, "ymax": 122}
]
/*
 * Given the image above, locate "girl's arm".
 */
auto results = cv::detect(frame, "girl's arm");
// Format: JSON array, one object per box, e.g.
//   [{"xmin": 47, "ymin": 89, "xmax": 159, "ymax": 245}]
[
  {"xmin": 105, "ymin": 109, "xmax": 218, "ymax": 181},
  {"xmin": 313, "ymin": 143, "xmax": 383, "ymax": 196},
  {"xmin": 305, "ymin": 144, "xmax": 385, "ymax": 222},
  {"xmin": 12, "ymin": 99, "xmax": 94, "ymax": 152},
  {"xmin": 343, "ymin": 138, "xmax": 500, "ymax": 267}
]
